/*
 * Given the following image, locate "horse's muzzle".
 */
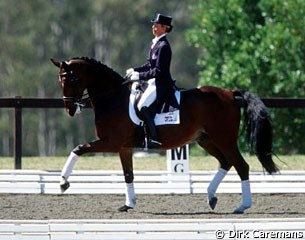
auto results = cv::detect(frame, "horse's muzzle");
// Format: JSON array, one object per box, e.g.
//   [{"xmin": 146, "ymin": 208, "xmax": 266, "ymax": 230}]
[
  {"xmin": 63, "ymin": 100, "xmax": 77, "ymax": 117},
  {"xmin": 66, "ymin": 106, "xmax": 77, "ymax": 117}
]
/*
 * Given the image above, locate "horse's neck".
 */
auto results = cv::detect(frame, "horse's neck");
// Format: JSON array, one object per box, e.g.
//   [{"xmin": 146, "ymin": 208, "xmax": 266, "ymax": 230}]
[{"xmin": 87, "ymin": 76, "xmax": 129, "ymax": 107}]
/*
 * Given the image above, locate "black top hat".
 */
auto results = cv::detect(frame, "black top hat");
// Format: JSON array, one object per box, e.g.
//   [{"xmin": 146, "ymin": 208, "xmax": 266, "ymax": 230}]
[{"xmin": 151, "ymin": 13, "xmax": 173, "ymax": 32}]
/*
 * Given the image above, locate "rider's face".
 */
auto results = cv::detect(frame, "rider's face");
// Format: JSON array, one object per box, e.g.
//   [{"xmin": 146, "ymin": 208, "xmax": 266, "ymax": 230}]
[{"xmin": 152, "ymin": 23, "xmax": 166, "ymax": 37}]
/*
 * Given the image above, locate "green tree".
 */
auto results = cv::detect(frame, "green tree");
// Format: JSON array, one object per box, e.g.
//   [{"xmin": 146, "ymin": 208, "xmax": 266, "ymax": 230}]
[{"xmin": 188, "ymin": 0, "xmax": 305, "ymax": 154}]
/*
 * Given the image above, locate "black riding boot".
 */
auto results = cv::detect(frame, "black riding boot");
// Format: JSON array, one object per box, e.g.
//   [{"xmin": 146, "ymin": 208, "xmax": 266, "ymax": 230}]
[{"xmin": 140, "ymin": 106, "xmax": 162, "ymax": 148}]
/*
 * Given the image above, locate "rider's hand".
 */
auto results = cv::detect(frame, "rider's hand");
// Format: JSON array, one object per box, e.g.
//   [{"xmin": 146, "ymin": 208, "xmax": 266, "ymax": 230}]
[
  {"xmin": 130, "ymin": 71, "xmax": 139, "ymax": 81},
  {"xmin": 125, "ymin": 68, "xmax": 134, "ymax": 78}
]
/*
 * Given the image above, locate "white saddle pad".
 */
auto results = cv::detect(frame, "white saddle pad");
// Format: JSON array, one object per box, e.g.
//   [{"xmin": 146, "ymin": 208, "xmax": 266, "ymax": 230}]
[{"xmin": 129, "ymin": 82, "xmax": 180, "ymax": 126}]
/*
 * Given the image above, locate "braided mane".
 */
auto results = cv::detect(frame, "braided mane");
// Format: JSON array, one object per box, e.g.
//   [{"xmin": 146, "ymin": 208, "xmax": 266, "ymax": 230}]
[{"xmin": 70, "ymin": 57, "xmax": 124, "ymax": 82}]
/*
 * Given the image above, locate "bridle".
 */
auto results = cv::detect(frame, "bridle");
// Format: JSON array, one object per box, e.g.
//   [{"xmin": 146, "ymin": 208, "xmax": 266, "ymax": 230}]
[{"xmin": 59, "ymin": 63, "xmax": 89, "ymax": 114}]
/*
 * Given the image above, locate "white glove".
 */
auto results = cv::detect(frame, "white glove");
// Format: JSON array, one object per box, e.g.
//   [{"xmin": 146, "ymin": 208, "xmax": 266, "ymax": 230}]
[
  {"xmin": 130, "ymin": 71, "xmax": 140, "ymax": 81},
  {"xmin": 125, "ymin": 68, "xmax": 134, "ymax": 78}
]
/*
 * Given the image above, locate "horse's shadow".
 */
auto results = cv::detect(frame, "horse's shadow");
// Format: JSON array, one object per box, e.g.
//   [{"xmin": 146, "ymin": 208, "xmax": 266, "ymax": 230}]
[
  {"xmin": 140, "ymin": 210, "xmax": 303, "ymax": 216},
  {"xmin": 141, "ymin": 211, "xmax": 232, "ymax": 216}
]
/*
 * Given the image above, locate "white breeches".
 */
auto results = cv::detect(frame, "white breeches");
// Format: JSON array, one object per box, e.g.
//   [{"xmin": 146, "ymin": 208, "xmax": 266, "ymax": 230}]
[{"xmin": 137, "ymin": 78, "xmax": 156, "ymax": 111}]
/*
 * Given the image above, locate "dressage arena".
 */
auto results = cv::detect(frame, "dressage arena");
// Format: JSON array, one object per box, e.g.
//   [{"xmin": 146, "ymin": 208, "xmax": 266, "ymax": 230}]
[{"xmin": 0, "ymin": 170, "xmax": 305, "ymax": 239}]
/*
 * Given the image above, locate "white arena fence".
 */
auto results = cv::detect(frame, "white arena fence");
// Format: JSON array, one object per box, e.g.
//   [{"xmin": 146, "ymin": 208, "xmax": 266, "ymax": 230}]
[
  {"xmin": 0, "ymin": 170, "xmax": 305, "ymax": 194},
  {"xmin": 1, "ymin": 171, "xmax": 305, "ymax": 240},
  {"xmin": 0, "ymin": 218, "xmax": 304, "ymax": 240}
]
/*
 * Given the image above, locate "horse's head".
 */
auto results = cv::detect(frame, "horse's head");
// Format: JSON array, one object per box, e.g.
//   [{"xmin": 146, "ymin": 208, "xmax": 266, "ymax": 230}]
[{"xmin": 51, "ymin": 58, "xmax": 87, "ymax": 116}]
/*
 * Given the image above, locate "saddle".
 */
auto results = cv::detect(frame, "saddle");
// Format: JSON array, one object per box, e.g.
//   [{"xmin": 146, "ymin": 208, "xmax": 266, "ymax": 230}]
[{"xmin": 129, "ymin": 80, "xmax": 181, "ymax": 126}]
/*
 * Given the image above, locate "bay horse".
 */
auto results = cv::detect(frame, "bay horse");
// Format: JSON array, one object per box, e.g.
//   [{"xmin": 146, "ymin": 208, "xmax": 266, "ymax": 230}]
[{"xmin": 51, "ymin": 57, "xmax": 278, "ymax": 214}]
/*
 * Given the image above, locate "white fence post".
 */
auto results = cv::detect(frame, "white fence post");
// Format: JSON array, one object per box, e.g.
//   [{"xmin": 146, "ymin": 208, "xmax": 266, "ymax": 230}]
[{"xmin": 166, "ymin": 145, "xmax": 189, "ymax": 174}]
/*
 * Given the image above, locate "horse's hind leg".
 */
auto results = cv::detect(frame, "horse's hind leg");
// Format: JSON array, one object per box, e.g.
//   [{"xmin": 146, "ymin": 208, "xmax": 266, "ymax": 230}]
[
  {"xmin": 222, "ymin": 145, "xmax": 252, "ymax": 214},
  {"xmin": 197, "ymin": 137, "xmax": 232, "ymax": 210},
  {"xmin": 233, "ymin": 150, "xmax": 252, "ymax": 214}
]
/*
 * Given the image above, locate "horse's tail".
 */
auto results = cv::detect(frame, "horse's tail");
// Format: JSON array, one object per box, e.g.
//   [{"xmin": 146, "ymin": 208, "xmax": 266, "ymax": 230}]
[{"xmin": 235, "ymin": 90, "xmax": 279, "ymax": 174}]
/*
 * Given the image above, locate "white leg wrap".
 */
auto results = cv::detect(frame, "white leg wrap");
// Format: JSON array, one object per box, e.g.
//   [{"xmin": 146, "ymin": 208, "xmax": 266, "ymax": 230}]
[
  {"xmin": 125, "ymin": 183, "xmax": 136, "ymax": 208},
  {"xmin": 234, "ymin": 179, "xmax": 252, "ymax": 213},
  {"xmin": 207, "ymin": 168, "xmax": 228, "ymax": 200},
  {"xmin": 61, "ymin": 152, "xmax": 79, "ymax": 180},
  {"xmin": 241, "ymin": 179, "xmax": 252, "ymax": 208}
]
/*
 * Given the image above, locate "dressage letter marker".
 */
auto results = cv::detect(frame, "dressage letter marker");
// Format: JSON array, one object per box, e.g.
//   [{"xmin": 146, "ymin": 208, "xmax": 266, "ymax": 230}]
[{"xmin": 167, "ymin": 145, "xmax": 189, "ymax": 173}]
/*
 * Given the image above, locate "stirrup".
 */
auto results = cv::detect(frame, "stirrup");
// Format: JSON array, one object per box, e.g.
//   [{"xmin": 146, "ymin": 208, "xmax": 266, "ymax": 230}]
[
  {"xmin": 147, "ymin": 139, "xmax": 162, "ymax": 149},
  {"xmin": 150, "ymin": 139, "xmax": 162, "ymax": 145}
]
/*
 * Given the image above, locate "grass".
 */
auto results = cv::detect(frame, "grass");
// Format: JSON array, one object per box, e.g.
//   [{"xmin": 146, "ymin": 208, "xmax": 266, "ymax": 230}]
[{"xmin": 0, "ymin": 153, "xmax": 304, "ymax": 171}]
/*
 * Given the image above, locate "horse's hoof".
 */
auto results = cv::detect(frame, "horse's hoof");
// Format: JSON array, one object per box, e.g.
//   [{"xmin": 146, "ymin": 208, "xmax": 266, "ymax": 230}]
[
  {"xmin": 233, "ymin": 205, "xmax": 249, "ymax": 214},
  {"xmin": 59, "ymin": 177, "xmax": 70, "ymax": 193},
  {"xmin": 208, "ymin": 197, "xmax": 218, "ymax": 210},
  {"xmin": 117, "ymin": 205, "xmax": 133, "ymax": 212},
  {"xmin": 233, "ymin": 209, "xmax": 244, "ymax": 214}
]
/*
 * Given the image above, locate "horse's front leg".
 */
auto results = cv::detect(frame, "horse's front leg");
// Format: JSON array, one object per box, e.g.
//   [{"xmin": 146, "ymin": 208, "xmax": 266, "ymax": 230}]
[
  {"xmin": 59, "ymin": 143, "xmax": 92, "ymax": 193},
  {"xmin": 59, "ymin": 135, "xmax": 124, "ymax": 192},
  {"xmin": 117, "ymin": 148, "xmax": 135, "ymax": 212}
]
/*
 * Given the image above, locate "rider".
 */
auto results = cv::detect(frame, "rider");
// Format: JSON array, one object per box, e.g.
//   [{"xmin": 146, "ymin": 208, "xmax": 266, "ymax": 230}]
[{"xmin": 126, "ymin": 13, "xmax": 174, "ymax": 148}]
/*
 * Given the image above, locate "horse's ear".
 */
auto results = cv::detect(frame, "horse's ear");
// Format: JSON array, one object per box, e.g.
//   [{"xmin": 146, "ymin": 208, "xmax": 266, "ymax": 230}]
[
  {"xmin": 50, "ymin": 58, "xmax": 61, "ymax": 68},
  {"xmin": 61, "ymin": 61, "xmax": 68, "ymax": 68}
]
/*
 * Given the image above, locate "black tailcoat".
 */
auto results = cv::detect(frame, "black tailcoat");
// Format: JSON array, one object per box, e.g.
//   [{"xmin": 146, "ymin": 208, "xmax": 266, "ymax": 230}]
[{"xmin": 134, "ymin": 36, "xmax": 173, "ymax": 104}]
